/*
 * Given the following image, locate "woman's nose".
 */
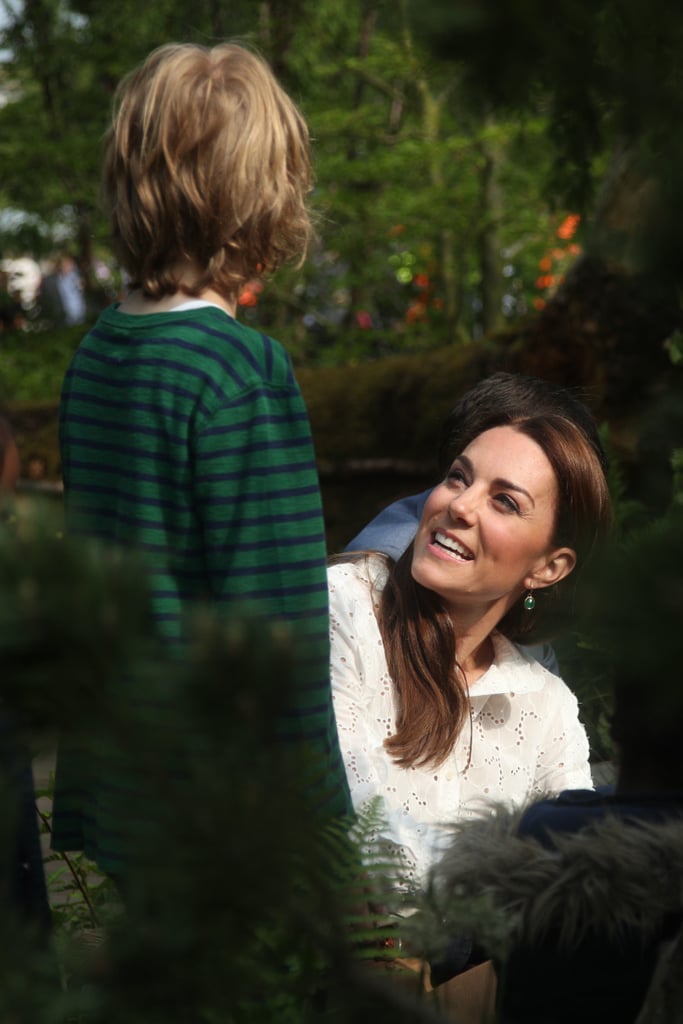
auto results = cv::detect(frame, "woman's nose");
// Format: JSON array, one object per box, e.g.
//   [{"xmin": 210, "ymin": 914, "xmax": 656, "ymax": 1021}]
[{"xmin": 448, "ymin": 486, "xmax": 478, "ymax": 522}]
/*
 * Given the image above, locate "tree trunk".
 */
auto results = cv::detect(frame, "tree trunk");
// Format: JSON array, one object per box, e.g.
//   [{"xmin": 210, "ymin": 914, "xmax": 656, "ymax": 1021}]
[
  {"xmin": 417, "ymin": 82, "xmax": 460, "ymax": 338},
  {"xmin": 477, "ymin": 131, "xmax": 504, "ymax": 336},
  {"xmin": 75, "ymin": 203, "xmax": 93, "ymax": 282}
]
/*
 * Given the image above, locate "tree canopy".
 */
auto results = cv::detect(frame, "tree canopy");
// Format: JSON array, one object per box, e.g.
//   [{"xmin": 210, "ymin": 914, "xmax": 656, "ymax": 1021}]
[
  {"xmin": 1, "ymin": 0, "xmax": 681, "ymax": 386},
  {"xmin": 0, "ymin": 0, "xmax": 595, "ymax": 353}
]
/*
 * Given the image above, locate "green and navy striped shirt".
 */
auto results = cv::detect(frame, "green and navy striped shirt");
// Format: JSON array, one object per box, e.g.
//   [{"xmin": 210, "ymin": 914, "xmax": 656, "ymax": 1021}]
[{"xmin": 52, "ymin": 303, "xmax": 351, "ymax": 869}]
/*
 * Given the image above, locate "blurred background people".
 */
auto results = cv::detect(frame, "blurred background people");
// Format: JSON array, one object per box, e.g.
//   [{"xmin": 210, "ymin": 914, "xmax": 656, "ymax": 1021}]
[{"xmin": 39, "ymin": 253, "xmax": 87, "ymax": 327}]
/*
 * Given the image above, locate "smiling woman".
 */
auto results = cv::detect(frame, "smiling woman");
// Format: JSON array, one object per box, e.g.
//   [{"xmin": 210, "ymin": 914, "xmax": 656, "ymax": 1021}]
[
  {"xmin": 328, "ymin": 373, "xmax": 613, "ymax": 896},
  {"xmin": 412, "ymin": 426, "xmax": 575, "ymax": 631}
]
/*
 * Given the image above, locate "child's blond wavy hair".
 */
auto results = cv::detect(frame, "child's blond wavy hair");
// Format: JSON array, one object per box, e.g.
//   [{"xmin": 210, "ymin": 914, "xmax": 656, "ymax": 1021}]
[{"xmin": 102, "ymin": 42, "xmax": 313, "ymax": 301}]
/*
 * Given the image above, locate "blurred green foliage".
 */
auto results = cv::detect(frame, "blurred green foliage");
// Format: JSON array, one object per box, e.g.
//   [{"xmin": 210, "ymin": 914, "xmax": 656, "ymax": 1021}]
[
  {"xmin": 0, "ymin": 324, "xmax": 83, "ymax": 404},
  {"xmin": 0, "ymin": 503, "xmax": 442, "ymax": 1023},
  {"xmin": 0, "ymin": 0, "xmax": 602, "ymax": 357}
]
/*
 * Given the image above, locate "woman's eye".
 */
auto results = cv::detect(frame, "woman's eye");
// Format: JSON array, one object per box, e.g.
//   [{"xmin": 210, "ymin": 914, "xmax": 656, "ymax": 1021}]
[
  {"xmin": 495, "ymin": 493, "xmax": 519, "ymax": 513},
  {"xmin": 447, "ymin": 467, "xmax": 466, "ymax": 484}
]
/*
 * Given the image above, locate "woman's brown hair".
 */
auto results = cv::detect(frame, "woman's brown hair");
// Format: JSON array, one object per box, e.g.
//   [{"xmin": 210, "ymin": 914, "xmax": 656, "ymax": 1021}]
[
  {"xmin": 378, "ymin": 413, "xmax": 613, "ymax": 770},
  {"xmin": 102, "ymin": 42, "xmax": 313, "ymax": 302}
]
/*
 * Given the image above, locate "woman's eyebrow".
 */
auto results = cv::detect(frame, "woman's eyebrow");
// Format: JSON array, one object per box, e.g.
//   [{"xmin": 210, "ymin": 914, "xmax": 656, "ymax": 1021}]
[
  {"xmin": 495, "ymin": 478, "xmax": 534, "ymax": 504},
  {"xmin": 458, "ymin": 454, "xmax": 534, "ymax": 504}
]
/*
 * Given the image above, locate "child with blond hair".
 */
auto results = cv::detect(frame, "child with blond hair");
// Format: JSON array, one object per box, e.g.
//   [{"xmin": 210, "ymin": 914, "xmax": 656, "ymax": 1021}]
[{"xmin": 53, "ymin": 42, "xmax": 351, "ymax": 877}]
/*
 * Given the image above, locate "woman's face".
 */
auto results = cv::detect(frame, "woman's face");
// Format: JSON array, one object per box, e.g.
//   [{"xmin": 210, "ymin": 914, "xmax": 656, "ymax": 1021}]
[{"xmin": 411, "ymin": 425, "xmax": 574, "ymax": 618}]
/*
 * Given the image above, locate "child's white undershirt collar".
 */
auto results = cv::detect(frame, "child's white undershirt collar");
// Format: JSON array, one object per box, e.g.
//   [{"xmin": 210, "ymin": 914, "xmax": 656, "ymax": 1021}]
[{"xmin": 170, "ymin": 299, "xmax": 227, "ymax": 313}]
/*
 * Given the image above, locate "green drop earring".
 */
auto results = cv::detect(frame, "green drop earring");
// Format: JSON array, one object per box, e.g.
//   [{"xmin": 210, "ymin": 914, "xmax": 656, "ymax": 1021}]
[{"xmin": 523, "ymin": 590, "xmax": 536, "ymax": 612}]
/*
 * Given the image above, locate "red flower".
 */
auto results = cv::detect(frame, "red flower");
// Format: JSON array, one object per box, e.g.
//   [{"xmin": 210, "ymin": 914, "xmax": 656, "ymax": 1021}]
[
  {"xmin": 238, "ymin": 279, "xmax": 264, "ymax": 307},
  {"xmin": 557, "ymin": 214, "xmax": 581, "ymax": 240},
  {"xmin": 535, "ymin": 274, "xmax": 555, "ymax": 290},
  {"xmin": 405, "ymin": 301, "xmax": 427, "ymax": 324}
]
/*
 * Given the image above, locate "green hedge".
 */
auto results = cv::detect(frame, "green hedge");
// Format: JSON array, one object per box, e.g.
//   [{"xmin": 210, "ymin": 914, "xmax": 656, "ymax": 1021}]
[{"xmin": 299, "ymin": 345, "xmax": 480, "ymax": 468}]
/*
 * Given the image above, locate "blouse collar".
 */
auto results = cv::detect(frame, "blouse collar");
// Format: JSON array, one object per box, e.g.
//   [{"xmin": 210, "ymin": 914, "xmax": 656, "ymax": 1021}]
[{"xmin": 468, "ymin": 633, "xmax": 549, "ymax": 697}]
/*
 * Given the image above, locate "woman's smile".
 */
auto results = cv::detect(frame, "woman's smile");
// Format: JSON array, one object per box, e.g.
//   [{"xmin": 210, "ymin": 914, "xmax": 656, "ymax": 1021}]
[{"xmin": 430, "ymin": 530, "xmax": 474, "ymax": 561}]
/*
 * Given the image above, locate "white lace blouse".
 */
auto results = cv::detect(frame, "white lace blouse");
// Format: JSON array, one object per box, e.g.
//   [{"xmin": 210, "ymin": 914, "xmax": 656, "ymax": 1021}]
[{"xmin": 328, "ymin": 556, "xmax": 593, "ymax": 885}]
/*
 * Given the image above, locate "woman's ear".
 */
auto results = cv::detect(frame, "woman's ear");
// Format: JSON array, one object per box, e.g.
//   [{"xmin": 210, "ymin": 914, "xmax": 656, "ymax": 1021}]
[{"xmin": 527, "ymin": 547, "xmax": 577, "ymax": 591}]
